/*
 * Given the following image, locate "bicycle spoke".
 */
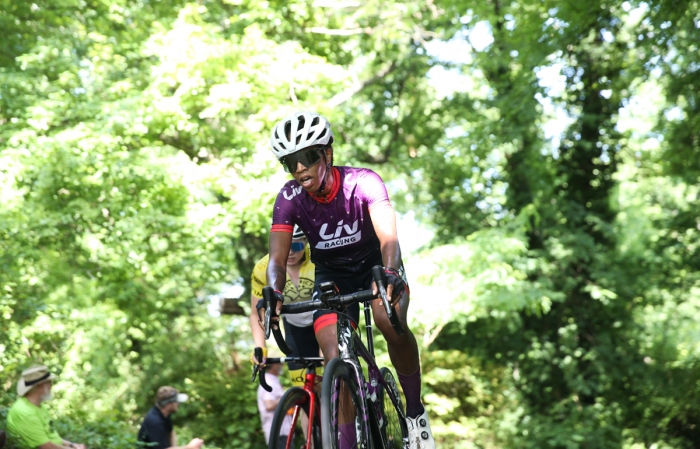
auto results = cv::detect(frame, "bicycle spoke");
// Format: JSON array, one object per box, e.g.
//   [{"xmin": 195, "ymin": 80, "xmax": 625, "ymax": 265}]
[{"xmin": 379, "ymin": 368, "xmax": 406, "ymax": 449}]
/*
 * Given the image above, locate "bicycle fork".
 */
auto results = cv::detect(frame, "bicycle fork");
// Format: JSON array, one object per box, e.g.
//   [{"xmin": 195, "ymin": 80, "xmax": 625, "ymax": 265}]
[
  {"xmin": 338, "ymin": 318, "xmax": 372, "ymax": 449},
  {"xmin": 304, "ymin": 372, "xmax": 318, "ymax": 449}
]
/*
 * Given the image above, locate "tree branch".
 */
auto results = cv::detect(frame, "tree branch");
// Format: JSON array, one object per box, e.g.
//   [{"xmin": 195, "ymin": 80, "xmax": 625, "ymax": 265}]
[{"xmin": 327, "ymin": 61, "xmax": 398, "ymax": 107}]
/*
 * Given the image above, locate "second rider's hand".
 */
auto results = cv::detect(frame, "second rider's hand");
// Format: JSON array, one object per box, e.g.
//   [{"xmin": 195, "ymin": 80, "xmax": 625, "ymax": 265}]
[
  {"xmin": 186, "ymin": 438, "xmax": 204, "ymax": 449},
  {"xmin": 251, "ymin": 346, "xmax": 268, "ymax": 368}
]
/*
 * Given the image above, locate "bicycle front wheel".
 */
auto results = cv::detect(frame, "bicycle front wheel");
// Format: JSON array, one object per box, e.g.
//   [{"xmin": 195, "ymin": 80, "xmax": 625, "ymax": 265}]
[
  {"xmin": 321, "ymin": 358, "xmax": 372, "ymax": 449},
  {"xmin": 269, "ymin": 386, "xmax": 322, "ymax": 449}
]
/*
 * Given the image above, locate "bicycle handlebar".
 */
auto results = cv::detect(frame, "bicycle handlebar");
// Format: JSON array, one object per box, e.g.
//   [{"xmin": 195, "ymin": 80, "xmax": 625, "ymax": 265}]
[
  {"xmin": 251, "ymin": 347, "xmax": 272, "ymax": 392},
  {"xmin": 251, "ymin": 356, "xmax": 325, "ymax": 392},
  {"xmin": 262, "ymin": 288, "xmax": 294, "ymax": 355},
  {"xmin": 261, "ymin": 265, "xmax": 404, "ymax": 352}
]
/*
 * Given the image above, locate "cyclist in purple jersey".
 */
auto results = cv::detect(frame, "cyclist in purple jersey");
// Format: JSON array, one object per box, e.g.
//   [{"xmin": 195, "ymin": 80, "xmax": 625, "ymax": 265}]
[
  {"xmin": 272, "ymin": 165, "xmax": 390, "ymax": 274},
  {"xmin": 257, "ymin": 111, "xmax": 435, "ymax": 449}
]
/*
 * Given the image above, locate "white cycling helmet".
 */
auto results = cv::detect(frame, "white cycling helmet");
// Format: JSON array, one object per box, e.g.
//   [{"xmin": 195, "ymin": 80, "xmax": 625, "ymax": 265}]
[
  {"xmin": 292, "ymin": 225, "xmax": 306, "ymax": 240},
  {"xmin": 270, "ymin": 112, "xmax": 334, "ymax": 159}
]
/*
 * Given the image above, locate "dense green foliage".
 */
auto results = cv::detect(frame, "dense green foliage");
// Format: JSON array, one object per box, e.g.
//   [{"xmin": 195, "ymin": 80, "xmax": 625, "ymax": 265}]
[{"xmin": 1, "ymin": 0, "xmax": 699, "ymax": 448}]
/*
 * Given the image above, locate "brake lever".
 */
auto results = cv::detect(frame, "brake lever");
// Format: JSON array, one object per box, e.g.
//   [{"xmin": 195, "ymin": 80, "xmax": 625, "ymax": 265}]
[
  {"xmin": 262, "ymin": 287, "xmax": 274, "ymax": 339},
  {"xmin": 371, "ymin": 265, "xmax": 405, "ymax": 336}
]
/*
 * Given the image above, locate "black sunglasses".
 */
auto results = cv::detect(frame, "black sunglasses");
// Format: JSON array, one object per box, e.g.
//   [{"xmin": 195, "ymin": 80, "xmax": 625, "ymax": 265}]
[{"xmin": 280, "ymin": 148, "xmax": 326, "ymax": 173}]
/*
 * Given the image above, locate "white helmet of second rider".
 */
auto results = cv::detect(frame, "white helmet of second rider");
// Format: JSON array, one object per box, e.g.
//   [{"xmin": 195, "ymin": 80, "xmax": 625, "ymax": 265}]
[
  {"xmin": 292, "ymin": 225, "xmax": 306, "ymax": 240},
  {"xmin": 270, "ymin": 112, "xmax": 334, "ymax": 159}
]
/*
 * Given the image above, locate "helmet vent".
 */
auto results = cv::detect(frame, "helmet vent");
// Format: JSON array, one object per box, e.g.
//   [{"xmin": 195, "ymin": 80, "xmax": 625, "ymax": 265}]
[
  {"xmin": 318, "ymin": 128, "xmax": 327, "ymax": 139},
  {"xmin": 311, "ymin": 117, "xmax": 319, "ymax": 127}
]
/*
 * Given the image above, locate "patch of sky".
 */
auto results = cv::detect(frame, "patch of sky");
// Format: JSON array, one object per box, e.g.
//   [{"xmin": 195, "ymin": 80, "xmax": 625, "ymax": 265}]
[
  {"xmin": 543, "ymin": 7, "xmax": 573, "ymax": 36},
  {"xmin": 445, "ymin": 125, "xmax": 466, "ymax": 140},
  {"xmin": 424, "ymin": 36, "xmax": 473, "ymax": 65},
  {"xmin": 483, "ymin": 167, "xmax": 499, "ymax": 180},
  {"xmin": 601, "ymin": 28, "xmax": 615, "ymax": 43},
  {"xmin": 427, "ymin": 66, "xmax": 474, "ymax": 99},
  {"xmin": 536, "ymin": 62, "xmax": 567, "ymax": 97},
  {"xmin": 460, "ymin": 11, "xmax": 473, "ymax": 25},
  {"xmin": 534, "ymin": 58, "xmax": 576, "ymax": 158},
  {"xmin": 396, "ymin": 210, "xmax": 434, "ymax": 255},
  {"xmin": 504, "ymin": 14, "xmax": 516, "ymax": 32},
  {"xmin": 664, "ymin": 106, "xmax": 684, "ymax": 122},
  {"xmin": 462, "ymin": 178, "xmax": 472, "ymax": 193},
  {"xmin": 423, "ymin": 17, "xmax": 496, "ymax": 99},
  {"xmin": 469, "ymin": 21, "xmax": 494, "ymax": 52}
]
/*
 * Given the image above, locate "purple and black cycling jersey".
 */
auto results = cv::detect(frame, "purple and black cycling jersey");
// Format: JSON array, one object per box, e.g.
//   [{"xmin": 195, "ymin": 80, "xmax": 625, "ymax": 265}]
[{"xmin": 271, "ymin": 166, "xmax": 392, "ymax": 274}]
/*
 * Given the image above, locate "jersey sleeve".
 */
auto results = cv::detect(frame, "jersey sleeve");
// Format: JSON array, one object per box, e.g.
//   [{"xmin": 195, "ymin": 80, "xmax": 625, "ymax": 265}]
[
  {"xmin": 361, "ymin": 170, "xmax": 392, "ymax": 211},
  {"xmin": 271, "ymin": 186, "xmax": 296, "ymax": 233},
  {"xmin": 251, "ymin": 256, "xmax": 270, "ymax": 298}
]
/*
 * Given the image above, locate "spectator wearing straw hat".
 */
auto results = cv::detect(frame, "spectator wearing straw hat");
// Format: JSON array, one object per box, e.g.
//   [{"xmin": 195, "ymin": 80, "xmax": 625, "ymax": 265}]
[
  {"xmin": 137, "ymin": 386, "xmax": 204, "ymax": 449},
  {"xmin": 6, "ymin": 365, "xmax": 86, "ymax": 449}
]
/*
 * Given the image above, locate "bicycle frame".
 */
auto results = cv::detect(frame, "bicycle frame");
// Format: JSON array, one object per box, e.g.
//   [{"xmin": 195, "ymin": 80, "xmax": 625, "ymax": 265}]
[
  {"xmin": 255, "ymin": 357, "xmax": 324, "ymax": 449},
  {"xmin": 336, "ymin": 303, "xmax": 409, "ymax": 449},
  {"xmin": 299, "ymin": 367, "xmax": 320, "ymax": 449}
]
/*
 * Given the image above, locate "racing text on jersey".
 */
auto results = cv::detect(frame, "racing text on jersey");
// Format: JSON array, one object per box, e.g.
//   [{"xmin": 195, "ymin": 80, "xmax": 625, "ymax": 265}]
[{"xmin": 315, "ymin": 219, "xmax": 361, "ymax": 249}]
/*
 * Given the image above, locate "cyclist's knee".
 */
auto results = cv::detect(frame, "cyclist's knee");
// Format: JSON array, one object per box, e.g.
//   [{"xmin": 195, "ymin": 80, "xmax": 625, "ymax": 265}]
[
  {"xmin": 374, "ymin": 315, "xmax": 411, "ymax": 346},
  {"xmin": 315, "ymin": 325, "xmax": 338, "ymax": 361}
]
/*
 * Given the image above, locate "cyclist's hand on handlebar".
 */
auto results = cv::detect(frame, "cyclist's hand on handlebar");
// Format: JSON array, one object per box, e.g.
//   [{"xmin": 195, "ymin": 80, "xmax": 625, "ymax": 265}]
[
  {"xmin": 251, "ymin": 346, "xmax": 268, "ymax": 368},
  {"xmin": 255, "ymin": 290, "xmax": 285, "ymax": 329},
  {"xmin": 381, "ymin": 267, "xmax": 406, "ymax": 305}
]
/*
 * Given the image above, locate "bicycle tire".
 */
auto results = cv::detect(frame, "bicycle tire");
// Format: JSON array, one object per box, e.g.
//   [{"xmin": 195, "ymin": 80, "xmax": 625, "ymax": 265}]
[
  {"xmin": 377, "ymin": 367, "xmax": 406, "ymax": 449},
  {"xmin": 321, "ymin": 358, "xmax": 372, "ymax": 449},
  {"xmin": 269, "ymin": 386, "xmax": 322, "ymax": 449}
]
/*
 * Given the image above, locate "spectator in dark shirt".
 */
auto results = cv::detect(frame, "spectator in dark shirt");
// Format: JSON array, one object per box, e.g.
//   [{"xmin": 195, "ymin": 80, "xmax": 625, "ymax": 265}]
[{"xmin": 137, "ymin": 386, "xmax": 203, "ymax": 449}]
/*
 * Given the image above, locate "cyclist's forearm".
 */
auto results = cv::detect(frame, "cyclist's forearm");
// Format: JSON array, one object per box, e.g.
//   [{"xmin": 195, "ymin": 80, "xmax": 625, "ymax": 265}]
[
  {"xmin": 370, "ymin": 206, "xmax": 402, "ymax": 269},
  {"xmin": 249, "ymin": 295, "xmax": 267, "ymax": 347},
  {"xmin": 381, "ymin": 240, "xmax": 402, "ymax": 270},
  {"xmin": 266, "ymin": 260, "xmax": 287, "ymax": 292},
  {"xmin": 268, "ymin": 231, "xmax": 291, "ymax": 291}
]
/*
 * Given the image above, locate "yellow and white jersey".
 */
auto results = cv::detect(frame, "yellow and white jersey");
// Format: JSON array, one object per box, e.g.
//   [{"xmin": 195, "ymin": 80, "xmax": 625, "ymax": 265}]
[{"xmin": 251, "ymin": 246, "xmax": 315, "ymax": 327}]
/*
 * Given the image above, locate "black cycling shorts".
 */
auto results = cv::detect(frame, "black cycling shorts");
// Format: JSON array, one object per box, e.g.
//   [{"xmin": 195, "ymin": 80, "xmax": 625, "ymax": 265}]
[{"xmin": 282, "ymin": 317, "xmax": 319, "ymax": 371}]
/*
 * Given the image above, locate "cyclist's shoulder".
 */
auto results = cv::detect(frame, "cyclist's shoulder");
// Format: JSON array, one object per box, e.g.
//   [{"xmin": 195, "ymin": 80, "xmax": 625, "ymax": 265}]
[
  {"xmin": 276, "ymin": 178, "xmax": 303, "ymax": 196},
  {"xmin": 338, "ymin": 166, "xmax": 383, "ymax": 183}
]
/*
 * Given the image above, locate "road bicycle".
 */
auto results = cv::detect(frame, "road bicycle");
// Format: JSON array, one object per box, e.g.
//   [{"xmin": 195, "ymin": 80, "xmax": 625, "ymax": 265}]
[
  {"xmin": 253, "ymin": 353, "xmax": 324, "ymax": 449},
  {"xmin": 260, "ymin": 265, "xmax": 410, "ymax": 449}
]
